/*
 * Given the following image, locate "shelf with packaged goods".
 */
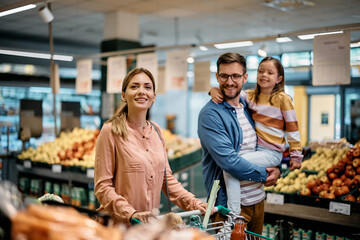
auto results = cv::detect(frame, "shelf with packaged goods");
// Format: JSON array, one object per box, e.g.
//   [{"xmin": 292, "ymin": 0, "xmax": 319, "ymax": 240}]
[
  {"xmin": 264, "ymin": 202, "xmax": 360, "ymax": 229},
  {"xmin": 15, "ymin": 161, "xmax": 94, "ymax": 185}
]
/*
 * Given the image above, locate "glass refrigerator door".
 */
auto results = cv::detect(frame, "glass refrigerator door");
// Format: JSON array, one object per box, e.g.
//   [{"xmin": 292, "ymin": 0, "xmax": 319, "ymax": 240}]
[{"xmin": 344, "ymin": 87, "xmax": 360, "ymax": 144}]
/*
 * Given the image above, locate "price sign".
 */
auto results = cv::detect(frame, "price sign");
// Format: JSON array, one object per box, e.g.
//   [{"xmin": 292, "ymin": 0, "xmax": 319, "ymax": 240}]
[
  {"xmin": 329, "ymin": 201, "xmax": 350, "ymax": 215},
  {"xmin": 23, "ymin": 160, "xmax": 32, "ymax": 169},
  {"xmin": 266, "ymin": 193, "xmax": 284, "ymax": 205},
  {"xmin": 52, "ymin": 164, "xmax": 62, "ymax": 173},
  {"xmin": 86, "ymin": 168, "xmax": 94, "ymax": 178}
]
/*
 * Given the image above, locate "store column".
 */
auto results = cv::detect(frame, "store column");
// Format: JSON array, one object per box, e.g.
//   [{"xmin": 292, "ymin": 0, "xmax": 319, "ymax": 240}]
[{"xmin": 100, "ymin": 11, "xmax": 141, "ymax": 123}]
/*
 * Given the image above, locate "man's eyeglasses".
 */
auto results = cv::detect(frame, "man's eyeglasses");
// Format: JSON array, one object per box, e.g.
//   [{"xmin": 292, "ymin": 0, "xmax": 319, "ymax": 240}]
[{"xmin": 218, "ymin": 73, "xmax": 244, "ymax": 82}]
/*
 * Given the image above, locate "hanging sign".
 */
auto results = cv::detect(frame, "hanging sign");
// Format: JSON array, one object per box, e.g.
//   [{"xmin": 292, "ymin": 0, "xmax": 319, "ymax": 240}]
[
  {"xmin": 76, "ymin": 59, "xmax": 92, "ymax": 94},
  {"xmin": 193, "ymin": 61, "xmax": 211, "ymax": 92},
  {"xmin": 157, "ymin": 66, "xmax": 166, "ymax": 94},
  {"xmin": 165, "ymin": 50, "xmax": 188, "ymax": 91},
  {"xmin": 313, "ymin": 32, "xmax": 350, "ymax": 86},
  {"xmin": 107, "ymin": 56, "xmax": 126, "ymax": 93},
  {"xmin": 136, "ymin": 52, "xmax": 158, "ymax": 89}
]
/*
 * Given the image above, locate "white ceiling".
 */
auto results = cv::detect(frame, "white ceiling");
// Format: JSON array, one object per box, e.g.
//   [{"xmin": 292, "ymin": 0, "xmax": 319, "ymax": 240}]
[{"xmin": 0, "ymin": 0, "xmax": 360, "ymax": 67}]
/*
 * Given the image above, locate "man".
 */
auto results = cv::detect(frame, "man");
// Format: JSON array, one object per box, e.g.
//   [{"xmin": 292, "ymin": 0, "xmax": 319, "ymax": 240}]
[{"xmin": 197, "ymin": 52, "xmax": 280, "ymax": 234}]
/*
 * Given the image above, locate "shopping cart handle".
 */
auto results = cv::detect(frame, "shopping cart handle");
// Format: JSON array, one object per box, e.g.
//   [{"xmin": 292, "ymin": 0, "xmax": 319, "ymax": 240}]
[
  {"xmin": 130, "ymin": 218, "xmax": 143, "ymax": 226},
  {"xmin": 215, "ymin": 205, "xmax": 231, "ymax": 216}
]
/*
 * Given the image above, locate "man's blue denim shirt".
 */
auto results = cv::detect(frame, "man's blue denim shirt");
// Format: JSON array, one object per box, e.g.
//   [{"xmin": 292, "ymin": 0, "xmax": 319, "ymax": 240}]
[{"xmin": 198, "ymin": 98, "xmax": 268, "ymax": 207}]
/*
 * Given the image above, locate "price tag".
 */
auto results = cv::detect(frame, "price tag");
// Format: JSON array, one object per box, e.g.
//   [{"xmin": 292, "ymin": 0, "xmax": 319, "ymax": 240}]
[
  {"xmin": 23, "ymin": 160, "xmax": 32, "ymax": 169},
  {"xmin": 86, "ymin": 168, "xmax": 94, "ymax": 178},
  {"xmin": 52, "ymin": 164, "xmax": 62, "ymax": 173},
  {"xmin": 266, "ymin": 193, "xmax": 284, "ymax": 205},
  {"xmin": 329, "ymin": 201, "xmax": 350, "ymax": 215}
]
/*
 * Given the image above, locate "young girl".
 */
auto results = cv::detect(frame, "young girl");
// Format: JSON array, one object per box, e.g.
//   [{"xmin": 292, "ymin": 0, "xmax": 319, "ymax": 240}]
[{"xmin": 210, "ymin": 57, "xmax": 303, "ymax": 215}]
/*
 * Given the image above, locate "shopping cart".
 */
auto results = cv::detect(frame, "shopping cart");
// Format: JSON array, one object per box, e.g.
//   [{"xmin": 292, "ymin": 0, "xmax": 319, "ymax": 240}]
[{"xmin": 133, "ymin": 205, "xmax": 274, "ymax": 240}]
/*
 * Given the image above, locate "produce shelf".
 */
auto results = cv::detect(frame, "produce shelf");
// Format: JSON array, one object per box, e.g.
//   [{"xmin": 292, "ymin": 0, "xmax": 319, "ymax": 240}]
[
  {"xmin": 265, "ymin": 202, "xmax": 360, "ymax": 229},
  {"xmin": 168, "ymin": 148, "xmax": 202, "ymax": 173}
]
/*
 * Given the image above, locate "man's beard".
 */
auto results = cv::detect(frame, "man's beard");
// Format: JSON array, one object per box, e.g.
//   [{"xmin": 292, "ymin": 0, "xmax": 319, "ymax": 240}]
[{"xmin": 220, "ymin": 85, "xmax": 241, "ymax": 100}]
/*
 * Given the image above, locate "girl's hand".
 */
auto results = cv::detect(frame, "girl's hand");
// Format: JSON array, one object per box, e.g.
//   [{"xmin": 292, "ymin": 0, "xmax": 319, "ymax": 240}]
[
  {"xmin": 209, "ymin": 87, "xmax": 224, "ymax": 104},
  {"xmin": 289, "ymin": 160, "xmax": 301, "ymax": 170},
  {"xmin": 131, "ymin": 211, "xmax": 155, "ymax": 223}
]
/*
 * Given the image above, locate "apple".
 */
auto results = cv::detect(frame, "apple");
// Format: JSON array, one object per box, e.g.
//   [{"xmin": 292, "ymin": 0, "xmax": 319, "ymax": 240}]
[
  {"xmin": 312, "ymin": 186, "xmax": 321, "ymax": 196},
  {"xmin": 324, "ymin": 192, "xmax": 335, "ymax": 199},
  {"xmin": 346, "ymin": 165, "xmax": 353, "ymax": 171},
  {"xmin": 357, "ymin": 167, "xmax": 360, "ymax": 175},
  {"xmin": 319, "ymin": 191, "xmax": 327, "ymax": 198},
  {"xmin": 332, "ymin": 178, "xmax": 342, "ymax": 187},
  {"xmin": 340, "ymin": 174, "xmax": 347, "ymax": 181},
  {"xmin": 334, "ymin": 187, "xmax": 343, "ymax": 197},
  {"xmin": 328, "ymin": 172, "xmax": 338, "ymax": 180},
  {"xmin": 344, "ymin": 195, "xmax": 356, "ymax": 202},
  {"xmin": 353, "ymin": 158, "xmax": 360, "ymax": 168},
  {"xmin": 306, "ymin": 179, "xmax": 317, "ymax": 189},
  {"xmin": 353, "ymin": 175, "xmax": 360, "ymax": 184},
  {"xmin": 340, "ymin": 186, "xmax": 350, "ymax": 195},
  {"xmin": 58, "ymin": 150, "xmax": 66, "ymax": 161},
  {"xmin": 300, "ymin": 188, "xmax": 311, "ymax": 196},
  {"xmin": 326, "ymin": 167, "xmax": 334, "ymax": 175},
  {"xmin": 341, "ymin": 178, "xmax": 352, "ymax": 187},
  {"xmin": 320, "ymin": 176, "xmax": 330, "ymax": 184},
  {"xmin": 346, "ymin": 150, "xmax": 354, "ymax": 161},
  {"xmin": 357, "ymin": 196, "xmax": 360, "ymax": 202},
  {"xmin": 345, "ymin": 169, "xmax": 356, "ymax": 178},
  {"xmin": 353, "ymin": 149, "xmax": 360, "ymax": 157}
]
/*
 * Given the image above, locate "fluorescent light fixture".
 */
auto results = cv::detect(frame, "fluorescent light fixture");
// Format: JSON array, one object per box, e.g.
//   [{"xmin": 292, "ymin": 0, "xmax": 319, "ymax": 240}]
[
  {"xmin": 214, "ymin": 41, "xmax": 253, "ymax": 49},
  {"xmin": 187, "ymin": 57, "xmax": 195, "ymax": 64},
  {"xmin": 298, "ymin": 31, "xmax": 343, "ymax": 40},
  {"xmin": 199, "ymin": 45, "xmax": 208, "ymax": 51},
  {"xmin": 276, "ymin": 37, "xmax": 292, "ymax": 43},
  {"xmin": 257, "ymin": 49, "xmax": 267, "ymax": 57},
  {"xmin": 350, "ymin": 42, "xmax": 360, "ymax": 48},
  {"xmin": 0, "ymin": 49, "xmax": 73, "ymax": 62},
  {"xmin": 0, "ymin": 4, "xmax": 36, "ymax": 17}
]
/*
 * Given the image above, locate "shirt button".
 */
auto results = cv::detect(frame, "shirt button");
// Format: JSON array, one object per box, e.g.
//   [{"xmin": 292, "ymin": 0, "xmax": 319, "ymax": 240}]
[
  {"xmin": 150, "ymin": 176, "xmax": 153, "ymax": 178},
  {"xmin": 146, "ymin": 149, "xmax": 148, "ymax": 151},
  {"xmin": 150, "ymin": 162, "xmax": 153, "ymax": 165},
  {"xmin": 143, "ymin": 136, "xmax": 145, "ymax": 138}
]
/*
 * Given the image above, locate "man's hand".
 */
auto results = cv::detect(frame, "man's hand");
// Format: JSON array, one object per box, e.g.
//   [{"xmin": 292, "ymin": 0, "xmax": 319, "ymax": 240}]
[
  {"xmin": 289, "ymin": 160, "xmax": 301, "ymax": 170},
  {"xmin": 264, "ymin": 167, "xmax": 281, "ymax": 186}
]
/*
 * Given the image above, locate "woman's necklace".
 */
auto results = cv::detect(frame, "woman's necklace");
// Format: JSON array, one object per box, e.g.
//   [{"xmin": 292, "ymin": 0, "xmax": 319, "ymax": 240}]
[{"xmin": 142, "ymin": 121, "xmax": 149, "ymax": 130}]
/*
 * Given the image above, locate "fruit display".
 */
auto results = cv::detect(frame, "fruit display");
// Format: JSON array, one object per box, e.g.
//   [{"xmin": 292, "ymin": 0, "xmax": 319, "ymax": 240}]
[
  {"xmin": 301, "ymin": 147, "xmax": 348, "ymax": 172},
  {"xmin": 162, "ymin": 129, "xmax": 201, "ymax": 159},
  {"xmin": 265, "ymin": 169, "xmax": 323, "ymax": 194},
  {"xmin": 300, "ymin": 146, "xmax": 360, "ymax": 199},
  {"xmin": 18, "ymin": 128, "xmax": 99, "ymax": 168}
]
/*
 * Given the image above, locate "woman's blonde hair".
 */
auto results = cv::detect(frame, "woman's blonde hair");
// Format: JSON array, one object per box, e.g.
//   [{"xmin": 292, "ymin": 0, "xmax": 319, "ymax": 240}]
[{"xmin": 106, "ymin": 67, "xmax": 156, "ymax": 139}]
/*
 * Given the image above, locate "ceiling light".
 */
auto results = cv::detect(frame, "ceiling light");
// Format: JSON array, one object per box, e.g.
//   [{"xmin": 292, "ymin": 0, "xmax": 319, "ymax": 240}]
[
  {"xmin": 214, "ymin": 41, "xmax": 253, "ymax": 49},
  {"xmin": 0, "ymin": 49, "xmax": 73, "ymax": 62},
  {"xmin": 199, "ymin": 46, "xmax": 208, "ymax": 51},
  {"xmin": 0, "ymin": 4, "xmax": 36, "ymax": 17},
  {"xmin": 257, "ymin": 45, "xmax": 267, "ymax": 57},
  {"xmin": 276, "ymin": 37, "xmax": 292, "ymax": 43},
  {"xmin": 350, "ymin": 42, "xmax": 360, "ymax": 48},
  {"xmin": 187, "ymin": 57, "xmax": 194, "ymax": 63},
  {"xmin": 298, "ymin": 31, "xmax": 344, "ymax": 40}
]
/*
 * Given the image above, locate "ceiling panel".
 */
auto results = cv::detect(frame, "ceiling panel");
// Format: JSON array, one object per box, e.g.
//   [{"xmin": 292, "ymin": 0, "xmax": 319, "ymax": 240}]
[{"xmin": 0, "ymin": 0, "xmax": 359, "ymax": 65}]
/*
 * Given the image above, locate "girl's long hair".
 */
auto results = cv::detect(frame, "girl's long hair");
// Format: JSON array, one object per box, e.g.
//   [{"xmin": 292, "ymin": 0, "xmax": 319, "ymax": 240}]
[
  {"xmin": 105, "ymin": 68, "xmax": 156, "ymax": 139},
  {"xmin": 254, "ymin": 57, "xmax": 285, "ymax": 105}
]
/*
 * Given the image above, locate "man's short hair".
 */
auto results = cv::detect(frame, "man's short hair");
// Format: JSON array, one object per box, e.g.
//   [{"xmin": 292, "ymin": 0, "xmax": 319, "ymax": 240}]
[{"xmin": 216, "ymin": 52, "xmax": 247, "ymax": 73}]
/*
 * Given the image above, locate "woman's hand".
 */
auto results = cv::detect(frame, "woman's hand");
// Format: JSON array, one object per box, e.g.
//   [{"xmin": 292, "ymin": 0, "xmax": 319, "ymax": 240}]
[
  {"xmin": 289, "ymin": 160, "xmax": 301, "ymax": 170},
  {"xmin": 196, "ymin": 203, "xmax": 216, "ymax": 215},
  {"xmin": 130, "ymin": 211, "xmax": 155, "ymax": 223},
  {"xmin": 209, "ymin": 87, "xmax": 224, "ymax": 104}
]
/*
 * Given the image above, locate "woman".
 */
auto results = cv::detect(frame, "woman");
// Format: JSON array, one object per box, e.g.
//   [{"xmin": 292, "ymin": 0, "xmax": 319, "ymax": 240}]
[{"xmin": 94, "ymin": 68, "xmax": 207, "ymax": 225}]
